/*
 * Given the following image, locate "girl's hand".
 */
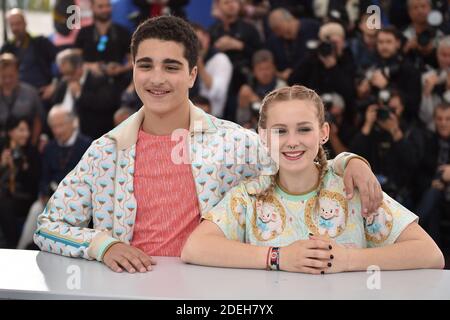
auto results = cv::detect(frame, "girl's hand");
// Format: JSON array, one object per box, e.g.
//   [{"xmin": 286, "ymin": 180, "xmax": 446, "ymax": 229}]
[
  {"xmin": 309, "ymin": 235, "xmax": 350, "ymax": 274},
  {"xmin": 279, "ymin": 239, "xmax": 333, "ymax": 274}
]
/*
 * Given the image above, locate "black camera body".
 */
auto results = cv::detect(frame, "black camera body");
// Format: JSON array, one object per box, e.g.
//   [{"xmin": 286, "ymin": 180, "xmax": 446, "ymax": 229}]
[
  {"xmin": 376, "ymin": 90, "xmax": 393, "ymax": 121},
  {"xmin": 418, "ymin": 28, "xmax": 437, "ymax": 47},
  {"xmin": 357, "ymin": 89, "xmax": 394, "ymax": 121},
  {"xmin": 11, "ymin": 147, "xmax": 24, "ymax": 162},
  {"xmin": 321, "ymin": 93, "xmax": 336, "ymax": 124},
  {"xmin": 317, "ymin": 40, "xmax": 336, "ymax": 59}
]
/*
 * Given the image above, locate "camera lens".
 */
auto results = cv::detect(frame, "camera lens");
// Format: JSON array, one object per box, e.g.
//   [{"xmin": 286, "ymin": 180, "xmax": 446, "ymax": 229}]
[
  {"xmin": 377, "ymin": 107, "xmax": 391, "ymax": 121},
  {"xmin": 418, "ymin": 29, "xmax": 434, "ymax": 47},
  {"xmin": 318, "ymin": 41, "xmax": 334, "ymax": 58}
]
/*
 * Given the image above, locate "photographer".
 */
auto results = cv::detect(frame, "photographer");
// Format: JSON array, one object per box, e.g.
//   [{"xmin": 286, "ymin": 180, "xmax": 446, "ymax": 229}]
[
  {"xmin": 192, "ymin": 23, "xmax": 233, "ymax": 119},
  {"xmin": 357, "ymin": 27, "xmax": 422, "ymax": 122},
  {"xmin": 16, "ymin": 107, "xmax": 91, "ymax": 249},
  {"xmin": 0, "ymin": 117, "xmax": 40, "ymax": 249},
  {"xmin": 321, "ymin": 92, "xmax": 356, "ymax": 159},
  {"xmin": 209, "ymin": 0, "xmax": 263, "ymax": 121},
  {"xmin": 74, "ymin": 0, "xmax": 132, "ymax": 91},
  {"xmin": 420, "ymin": 36, "xmax": 450, "ymax": 131},
  {"xmin": 349, "ymin": 13, "xmax": 378, "ymax": 72},
  {"xmin": 416, "ymin": 103, "xmax": 450, "ymax": 246},
  {"xmin": 52, "ymin": 49, "xmax": 120, "ymax": 140},
  {"xmin": 350, "ymin": 90, "xmax": 426, "ymax": 209},
  {"xmin": 267, "ymin": 7, "xmax": 320, "ymax": 81},
  {"xmin": 288, "ymin": 22, "xmax": 356, "ymax": 117},
  {"xmin": 237, "ymin": 49, "xmax": 286, "ymax": 129},
  {"xmin": 403, "ymin": 0, "xmax": 444, "ymax": 71}
]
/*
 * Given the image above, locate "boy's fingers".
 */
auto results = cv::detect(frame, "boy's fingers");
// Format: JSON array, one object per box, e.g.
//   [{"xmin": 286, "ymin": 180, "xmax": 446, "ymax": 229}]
[{"xmin": 117, "ymin": 257, "xmax": 136, "ymax": 273}]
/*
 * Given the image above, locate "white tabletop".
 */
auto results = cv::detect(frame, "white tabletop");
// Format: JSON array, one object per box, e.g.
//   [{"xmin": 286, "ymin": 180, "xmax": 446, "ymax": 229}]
[{"xmin": 0, "ymin": 249, "xmax": 449, "ymax": 300}]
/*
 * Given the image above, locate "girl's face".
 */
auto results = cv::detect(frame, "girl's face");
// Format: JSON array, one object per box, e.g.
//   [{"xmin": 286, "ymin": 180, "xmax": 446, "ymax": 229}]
[
  {"xmin": 9, "ymin": 121, "xmax": 30, "ymax": 147},
  {"xmin": 261, "ymin": 99, "xmax": 329, "ymax": 174}
]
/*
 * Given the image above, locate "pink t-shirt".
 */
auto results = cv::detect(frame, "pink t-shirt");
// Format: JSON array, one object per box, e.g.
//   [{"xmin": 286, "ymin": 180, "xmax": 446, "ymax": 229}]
[{"xmin": 131, "ymin": 129, "xmax": 200, "ymax": 256}]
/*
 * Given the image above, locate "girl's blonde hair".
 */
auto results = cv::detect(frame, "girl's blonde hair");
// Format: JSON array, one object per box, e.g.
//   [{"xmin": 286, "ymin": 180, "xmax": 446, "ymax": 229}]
[{"xmin": 257, "ymin": 85, "xmax": 328, "ymax": 210}]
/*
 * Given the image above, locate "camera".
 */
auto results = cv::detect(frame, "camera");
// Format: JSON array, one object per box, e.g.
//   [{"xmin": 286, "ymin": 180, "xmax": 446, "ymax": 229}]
[
  {"xmin": 376, "ymin": 90, "xmax": 393, "ymax": 121},
  {"xmin": 364, "ymin": 62, "xmax": 400, "ymax": 85},
  {"xmin": 418, "ymin": 28, "xmax": 437, "ymax": 47},
  {"xmin": 321, "ymin": 93, "xmax": 334, "ymax": 111},
  {"xmin": 317, "ymin": 40, "xmax": 336, "ymax": 58},
  {"xmin": 251, "ymin": 101, "xmax": 262, "ymax": 113},
  {"xmin": 417, "ymin": 9, "xmax": 443, "ymax": 47},
  {"xmin": 321, "ymin": 93, "xmax": 336, "ymax": 124},
  {"xmin": 424, "ymin": 69, "xmax": 450, "ymax": 102},
  {"xmin": 11, "ymin": 147, "xmax": 24, "ymax": 162},
  {"xmin": 356, "ymin": 89, "xmax": 393, "ymax": 121}
]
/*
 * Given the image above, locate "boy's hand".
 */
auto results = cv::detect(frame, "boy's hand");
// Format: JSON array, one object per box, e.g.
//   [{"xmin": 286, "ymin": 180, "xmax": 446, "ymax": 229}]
[
  {"xmin": 344, "ymin": 158, "xmax": 383, "ymax": 216},
  {"xmin": 103, "ymin": 242, "xmax": 156, "ymax": 273}
]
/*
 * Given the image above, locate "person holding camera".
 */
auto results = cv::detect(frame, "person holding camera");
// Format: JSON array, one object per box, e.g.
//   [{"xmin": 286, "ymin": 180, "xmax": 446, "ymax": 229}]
[
  {"xmin": 16, "ymin": 107, "xmax": 91, "ymax": 250},
  {"xmin": 267, "ymin": 7, "xmax": 321, "ymax": 81},
  {"xmin": 349, "ymin": 13, "xmax": 379, "ymax": 72},
  {"xmin": 209, "ymin": 0, "xmax": 263, "ymax": 121},
  {"xmin": 237, "ymin": 49, "xmax": 286, "ymax": 129},
  {"xmin": 403, "ymin": 0, "xmax": 444, "ymax": 71},
  {"xmin": 420, "ymin": 36, "xmax": 450, "ymax": 131},
  {"xmin": 52, "ymin": 49, "xmax": 120, "ymax": 140},
  {"xmin": 350, "ymin": 90, "xmax": 426, "ymax": 210},
  {"xmin": 74, "ymin": 0, "xmax": 132, "ymax": 91},
  {"xmin": 192, "ymin": 23, "xmax": 233, "ymax": 119},
  {"xmin": 357, "ymin": 27, "xmax": 422, "ymax": 122},
  {"xmin": 0, "ymin": 117, "xmax": 40, "ymax": 248},
  {"xmin": 288, "ymin": 22, "xmax": 356, "ymax": 116},
  {"xmin": 416, "ymin": 103, "xmax": 450, "ymax": 246},
  {"xmin": 321, "ymin": 92, "xmax": 356, "ymax": 159}
]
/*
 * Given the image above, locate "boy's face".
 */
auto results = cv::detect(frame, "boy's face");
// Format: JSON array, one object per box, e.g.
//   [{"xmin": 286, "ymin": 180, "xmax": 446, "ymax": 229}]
[{"xmin": 133, "ymin": 39, "xmax": 197, "ymax": 116}]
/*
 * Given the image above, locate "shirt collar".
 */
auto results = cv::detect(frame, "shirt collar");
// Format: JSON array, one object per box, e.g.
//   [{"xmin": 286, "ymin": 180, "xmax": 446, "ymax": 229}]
[{"xmin": 58, "ymin": 129, "xmax": 79, "ymax": 147}]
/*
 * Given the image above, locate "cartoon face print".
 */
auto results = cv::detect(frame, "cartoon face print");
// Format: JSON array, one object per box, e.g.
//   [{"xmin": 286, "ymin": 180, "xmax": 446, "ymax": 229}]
[
  {"xmin": 252, "ymin": 195, "xmax": 286, "ymax": 241},
  {"xmin": 365, "ymin": 203, "xmax": 393, "ymax": 243},
  {"xmin": 305, "ymin": 190, "xmax": 348, "ymax": 238}
]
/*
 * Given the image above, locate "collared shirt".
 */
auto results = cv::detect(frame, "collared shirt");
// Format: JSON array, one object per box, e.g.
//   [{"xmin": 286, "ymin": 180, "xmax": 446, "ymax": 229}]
[
  {"xmin": 60, "ymin": 70, "xmax": 88, "ymax": 112},
  {"xmin": 57, "ymin": 129, "xmax": 79, "ymax": 147}
]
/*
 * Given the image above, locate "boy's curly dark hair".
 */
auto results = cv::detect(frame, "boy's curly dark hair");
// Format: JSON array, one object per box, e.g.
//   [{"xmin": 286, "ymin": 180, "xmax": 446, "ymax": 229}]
[{"xmin": 130, "ymin": 16, "xmax": 200, "ymax": 71}]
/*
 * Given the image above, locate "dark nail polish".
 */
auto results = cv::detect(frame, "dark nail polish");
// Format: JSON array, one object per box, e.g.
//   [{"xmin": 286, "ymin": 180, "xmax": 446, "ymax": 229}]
[
  {"xmin": 329, "ymin": 245, "xmax": 333, "ymax": 250},
  {"xmin": 328, "ymin": 263, "xmax": 332, "ymax": 267},
  {"xmin": 330, "ymin": 255, "xmax": 334, "ymax": 260},
  {"xmin": 309, "ymin": 233, "xmax": 313, "ymax": 236},
  {"xmin": 321, "ymin": 271, "xmax": 325, "ymax": 275}
]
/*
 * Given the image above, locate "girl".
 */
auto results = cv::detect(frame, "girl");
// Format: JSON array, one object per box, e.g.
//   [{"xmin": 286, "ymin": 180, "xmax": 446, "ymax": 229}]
[{"xmin": 181, "ymin": 85, "xmax": 445, "ymax": 274}]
